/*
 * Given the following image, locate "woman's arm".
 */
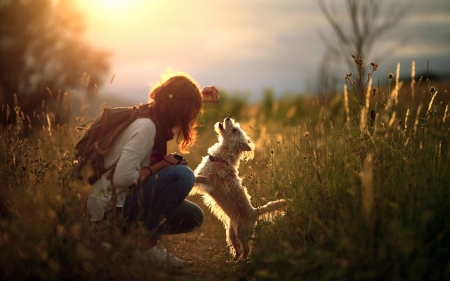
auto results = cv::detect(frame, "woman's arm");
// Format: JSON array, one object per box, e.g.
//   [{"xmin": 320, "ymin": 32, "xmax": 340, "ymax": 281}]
[
  {"xmin": 137, "ymin": 153, "xmax": 189, "ymax": 182},
  {"xmin": 112, "ymin": 119, "xmax": 155, "ymax": 188}
]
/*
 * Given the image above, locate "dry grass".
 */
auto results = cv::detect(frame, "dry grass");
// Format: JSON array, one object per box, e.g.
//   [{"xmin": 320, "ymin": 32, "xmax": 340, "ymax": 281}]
[{"xmin": 1, "ymin": 60, "xmax": 450, "ymax": 280}]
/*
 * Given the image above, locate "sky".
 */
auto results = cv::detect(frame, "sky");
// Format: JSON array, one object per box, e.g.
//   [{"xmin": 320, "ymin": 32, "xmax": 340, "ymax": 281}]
[{"xmin": 75, "ymin": 0, "xmax": 450, "ymax": 103}]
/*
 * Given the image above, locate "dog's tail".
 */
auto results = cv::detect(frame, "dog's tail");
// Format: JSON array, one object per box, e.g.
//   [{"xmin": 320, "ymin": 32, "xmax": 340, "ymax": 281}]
[{"xmin": 256, "ymin": 199, "xmax": 286, "ymax": 221}]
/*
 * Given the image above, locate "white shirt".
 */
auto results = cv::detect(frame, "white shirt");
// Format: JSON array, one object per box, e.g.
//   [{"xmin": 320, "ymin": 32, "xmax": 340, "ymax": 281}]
[{"xmin": 86, "ymin": 118, "xmax": 156, "ymax": 221}]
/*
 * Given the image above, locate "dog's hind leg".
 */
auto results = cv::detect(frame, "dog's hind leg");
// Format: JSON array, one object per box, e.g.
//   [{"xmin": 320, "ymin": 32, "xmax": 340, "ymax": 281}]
[
  {"xmin": 225, "ymin": 226, "xmax": 236, "ymax": 258},
  {"xmin": 237, "ymin": 222, "xmax": 254, "ymax": 260},
  {"xmin": 229, "ymin": 223, "xmax": 244, "ymax": 260}
]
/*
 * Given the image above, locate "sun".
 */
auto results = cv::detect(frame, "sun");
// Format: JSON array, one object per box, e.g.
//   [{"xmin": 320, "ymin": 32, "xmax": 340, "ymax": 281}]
[
  {"xmin": 97, "ymin": 0, "xmax": 129, "ymax": 9},
  {"xmin": 76, "ymin": 0, "xmax": 148, "ymax": 25},
  {"xmin": 77, "ymin": 0, "xmax": 140, "ymax": 14}
]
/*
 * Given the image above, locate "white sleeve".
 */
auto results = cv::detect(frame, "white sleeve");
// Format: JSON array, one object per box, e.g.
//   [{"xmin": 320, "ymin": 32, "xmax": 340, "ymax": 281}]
[{"xmin": 112, "ymin": 120, "xmax": 155, "ymax": 188}]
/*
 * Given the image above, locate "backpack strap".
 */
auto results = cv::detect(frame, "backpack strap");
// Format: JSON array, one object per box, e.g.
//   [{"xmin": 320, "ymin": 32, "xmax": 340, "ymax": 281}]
[
  {"xmin": 103, "ymin": 106, "xmax": 140, "ymax": 149},
  {"xmin": 91, "ymin": 106, "xmax": 141, "ymax": 158},
  {"xmin": 106, "ymin": 164, "xmax": 118, "ymax": 218},
  {"xmin": 104, "ymin": 104, "xmax": 154, "ymax": 218}
]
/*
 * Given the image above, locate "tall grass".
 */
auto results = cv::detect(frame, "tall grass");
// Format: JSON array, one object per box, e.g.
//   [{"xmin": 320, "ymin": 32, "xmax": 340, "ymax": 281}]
[
  {"xmin": 0, "ymin": 92, "xmax": 171, "ymax": 280},
  {"xmin": 0, "ymin": 60, "xmax": 449, "ymax": 280},
  {"xmin": 242, "ymin": 62, "xmax": 450, "ymax": 280}
]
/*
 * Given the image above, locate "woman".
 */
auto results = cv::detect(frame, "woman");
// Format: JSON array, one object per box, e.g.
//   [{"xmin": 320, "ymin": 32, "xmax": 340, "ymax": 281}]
[{"xmin": 86, "ymin": 71, "xmax": 219, "ymax": 268}]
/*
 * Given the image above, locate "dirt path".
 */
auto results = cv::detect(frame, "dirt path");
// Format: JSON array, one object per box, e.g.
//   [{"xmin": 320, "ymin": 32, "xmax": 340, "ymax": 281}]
[{"xmin": 161, "ymin": 195, "xmax": 247, "ymax": 281}]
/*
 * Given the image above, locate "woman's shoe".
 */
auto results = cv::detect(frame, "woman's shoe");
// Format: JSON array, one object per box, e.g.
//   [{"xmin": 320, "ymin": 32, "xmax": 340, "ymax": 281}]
[{"xmin": 143, "ymin": 244, "xmax": 184, "ymax": 269}]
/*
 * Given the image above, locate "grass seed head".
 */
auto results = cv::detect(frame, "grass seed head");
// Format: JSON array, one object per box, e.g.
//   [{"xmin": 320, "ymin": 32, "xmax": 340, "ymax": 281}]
[
  {"xmin": 387, "ymin": 73, "xmax": 394, "ymax": 80},
  {"xmin": 430, "ymin": 86, "xmax": 436, "ymax": 94},
  {"xmin": 371, "ymin": 88, "xmax": 377, "ymax": 98}
]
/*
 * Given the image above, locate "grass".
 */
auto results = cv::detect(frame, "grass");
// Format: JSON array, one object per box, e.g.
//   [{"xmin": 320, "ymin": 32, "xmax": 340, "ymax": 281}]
[
  {"xmin": 1, "ymin": 60, "xmax": 449, "ymax": 280},
  {"xmin": 242, "ymin": 62, "xmax": 450, "ymax": 281}
]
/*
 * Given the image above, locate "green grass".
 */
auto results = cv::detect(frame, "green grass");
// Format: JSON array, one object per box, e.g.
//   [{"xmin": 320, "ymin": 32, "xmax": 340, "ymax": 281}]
[{"xmin": 1, "ymin": 63, "xmax": 449, "ymax": 280}]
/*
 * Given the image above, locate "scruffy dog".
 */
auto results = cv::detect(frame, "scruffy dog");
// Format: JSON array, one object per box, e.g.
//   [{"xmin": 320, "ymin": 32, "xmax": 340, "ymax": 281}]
[{"xmin": 192, "ymin": 117, "xmax": 286, "ymax": 261}]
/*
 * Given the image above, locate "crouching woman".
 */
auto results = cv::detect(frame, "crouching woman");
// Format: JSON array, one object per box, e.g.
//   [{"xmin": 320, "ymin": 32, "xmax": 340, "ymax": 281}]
[{"xmin": 86, "ymin": 71, "xmax": 219, "ymax": 268}]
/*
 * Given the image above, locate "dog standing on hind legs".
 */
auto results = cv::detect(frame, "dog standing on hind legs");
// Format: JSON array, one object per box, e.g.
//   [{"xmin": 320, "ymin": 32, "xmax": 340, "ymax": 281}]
[{"xmin": 192, "ymin": 117, "xmax": 286, "ymax": 261}]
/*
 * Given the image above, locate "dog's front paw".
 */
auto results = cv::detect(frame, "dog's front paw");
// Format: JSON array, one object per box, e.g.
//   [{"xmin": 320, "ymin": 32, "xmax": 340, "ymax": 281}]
[
  {"xmin": 192, "ymin": 176, "xmax": 215, "ymax": 195},
  {"xmin": 195, "ymin": 175, "xmax": 210, "ymax": 185}
]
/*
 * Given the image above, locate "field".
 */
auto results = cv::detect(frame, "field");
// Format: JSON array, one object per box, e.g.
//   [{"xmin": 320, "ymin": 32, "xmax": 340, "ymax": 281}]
[{"xmin": 1, "ymin": 63, "xmax": 450, "ymax": 281}]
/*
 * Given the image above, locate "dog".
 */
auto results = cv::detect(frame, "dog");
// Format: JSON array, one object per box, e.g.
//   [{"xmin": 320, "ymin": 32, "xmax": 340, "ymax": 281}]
[{"xmin": 192, "ymin": 117, "xmax": 286, "ymax": 261}]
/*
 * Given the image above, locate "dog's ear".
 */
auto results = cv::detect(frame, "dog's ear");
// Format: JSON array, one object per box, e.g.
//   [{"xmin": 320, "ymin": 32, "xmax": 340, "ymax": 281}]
[{"xmin": 240, "ymin": 142, "xmax": 252, "ymax": 151}]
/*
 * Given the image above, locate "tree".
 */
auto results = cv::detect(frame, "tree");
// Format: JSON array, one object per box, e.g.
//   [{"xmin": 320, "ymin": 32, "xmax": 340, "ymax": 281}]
[
  {"xmin": 0, "ymin": 0, "xmax": 110, "ymax": 126},
  {"xmin": 317, "ymin": 0, "xmax": 413, "ymax": 92}
]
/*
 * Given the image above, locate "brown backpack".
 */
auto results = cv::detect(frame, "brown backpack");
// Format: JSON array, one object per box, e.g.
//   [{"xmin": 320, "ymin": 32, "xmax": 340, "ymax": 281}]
[
  {"xmin": 74, "ymin": 103, "xmax": 154, "ymax": 184},
  {"xmin": 75, "ymin": 103, "xmax": 158, "ymax": 217}
]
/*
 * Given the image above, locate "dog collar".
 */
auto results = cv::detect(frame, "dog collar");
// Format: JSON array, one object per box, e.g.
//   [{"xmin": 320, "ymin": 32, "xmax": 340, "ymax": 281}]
[{"xmin": 208, "ymin": 154, "xmax": 228, "ymax": 165}]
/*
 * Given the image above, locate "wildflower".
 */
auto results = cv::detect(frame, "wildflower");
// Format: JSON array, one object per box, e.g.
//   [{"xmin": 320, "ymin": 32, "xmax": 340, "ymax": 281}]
[
  {"xmin": 344, "ymin": 72, "xmax": 353, "ymax": 80},
  {"xmin": 353, "ymin": 55, "xmax": 363, "ymax": 65},
  {"xmin": 370, "ymin": 62, "xmax": 378, "ymax": 71}
]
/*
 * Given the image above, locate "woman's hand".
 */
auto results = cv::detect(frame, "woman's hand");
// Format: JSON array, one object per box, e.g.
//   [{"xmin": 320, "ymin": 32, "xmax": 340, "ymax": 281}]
[
  {"xmin": 163, "ymin": 153, "xmax": 188, "ymax": 167},
  {"xmin": 201, "ymin": 86, "xmax": 220, "ymax": 104},
  {"xmin": 139, "ymin": 153, "xmax": 187, "ymax": 181}
]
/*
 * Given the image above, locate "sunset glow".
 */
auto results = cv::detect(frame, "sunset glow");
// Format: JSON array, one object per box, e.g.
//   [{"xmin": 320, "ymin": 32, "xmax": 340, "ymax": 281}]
[
  {"xmin": 72, "ymin": 0, "xmax": 450, "ymax": 104},
  {"xmin": 97, "ymin": 0, "xmax": 130, "ymax": 8},
  {"xmin": 78, "ymin": 0, "xmax": 139, "ymax": 12},
  {"xmin": 76, "ymin": 0, "xmax": 151, "ymax": 25}
]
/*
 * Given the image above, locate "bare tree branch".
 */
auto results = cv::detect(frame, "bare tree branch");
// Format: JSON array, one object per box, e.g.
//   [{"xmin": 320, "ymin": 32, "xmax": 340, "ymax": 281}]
[{"xmin": 317, "ymin": 0, "xmax": 415, "ymax": 92}]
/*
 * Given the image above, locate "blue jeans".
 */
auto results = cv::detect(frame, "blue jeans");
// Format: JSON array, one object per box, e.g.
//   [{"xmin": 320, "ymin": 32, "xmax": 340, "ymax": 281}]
[{"xmin": 122, "ymin": 165, "xmax": 204, "ymax": 240}]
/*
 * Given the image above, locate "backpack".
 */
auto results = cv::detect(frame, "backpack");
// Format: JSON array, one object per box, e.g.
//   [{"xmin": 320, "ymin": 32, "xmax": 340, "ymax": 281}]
[{"xmin": 74, "ymin": 103, "xmax": 154, "ymax": 185}]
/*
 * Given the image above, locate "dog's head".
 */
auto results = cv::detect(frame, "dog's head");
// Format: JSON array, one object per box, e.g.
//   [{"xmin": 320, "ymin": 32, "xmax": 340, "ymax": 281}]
[{"xmin": 214, "ymin": 117, "xmax": 255, "ymax": 161}]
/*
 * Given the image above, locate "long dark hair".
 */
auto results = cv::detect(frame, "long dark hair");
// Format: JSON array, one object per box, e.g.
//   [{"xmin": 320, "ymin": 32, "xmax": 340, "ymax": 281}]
[{"xmin": 149, "ymin": 72, "xmax": 203, "ymax": 152}]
